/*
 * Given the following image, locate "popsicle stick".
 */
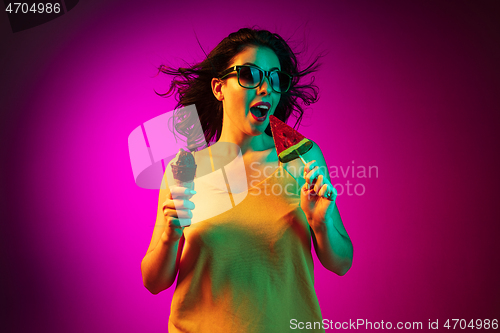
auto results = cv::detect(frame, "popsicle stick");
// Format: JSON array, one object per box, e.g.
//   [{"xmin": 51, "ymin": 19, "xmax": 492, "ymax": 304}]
[
  {"xmin": 296, "ymin": 149, "xmax": 308, "ymax": 165},
  {"xmin": 297, "ymin": 148, "xmax": 333, "ymax": 200}
]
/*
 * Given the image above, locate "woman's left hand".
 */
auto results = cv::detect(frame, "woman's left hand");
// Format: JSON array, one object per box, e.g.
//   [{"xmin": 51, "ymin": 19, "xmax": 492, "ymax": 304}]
[{"xmin": 300, "ymin": 160, "xmax": 337, "ymax": 228}]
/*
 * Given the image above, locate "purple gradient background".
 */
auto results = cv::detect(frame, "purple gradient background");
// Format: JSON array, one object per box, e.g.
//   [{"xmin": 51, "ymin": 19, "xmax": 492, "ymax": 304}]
[{"xmin": 1, "ymin": 1, "xmax": 499, "ymax": 332}]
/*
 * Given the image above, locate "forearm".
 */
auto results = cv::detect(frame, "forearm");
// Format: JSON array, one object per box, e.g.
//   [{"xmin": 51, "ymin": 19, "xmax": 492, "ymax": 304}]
[
  {"xmin": 311, "ymin": 215, "xmax": 353, "ymax": 275},
  {"xmin": 141, "ymin": 235, "xmax": 181, "ymax": 294}
]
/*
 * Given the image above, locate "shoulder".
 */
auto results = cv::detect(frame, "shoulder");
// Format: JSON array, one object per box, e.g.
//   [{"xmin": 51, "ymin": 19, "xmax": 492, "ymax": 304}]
[{"xmin": 303, "ymin": 140, "xmax": 327, "ymax": 166}]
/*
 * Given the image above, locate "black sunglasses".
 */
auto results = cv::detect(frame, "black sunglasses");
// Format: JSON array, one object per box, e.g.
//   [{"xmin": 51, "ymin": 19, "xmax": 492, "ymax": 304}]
[{"xmin": 218, "ymin": 65, "xmax": 292, "ymax": 93}]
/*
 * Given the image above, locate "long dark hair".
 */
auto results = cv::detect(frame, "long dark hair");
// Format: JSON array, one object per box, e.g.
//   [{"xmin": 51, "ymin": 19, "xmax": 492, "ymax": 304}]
[{"xmin": 157, "ymin": 27, "xmax": 321, "ymax": 151}]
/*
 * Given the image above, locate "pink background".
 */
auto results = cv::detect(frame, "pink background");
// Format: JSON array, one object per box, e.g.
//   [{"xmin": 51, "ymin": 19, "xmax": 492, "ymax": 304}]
[{"xmin": 1, "ymin": 0, "xmax": 499, "ymax": 332}]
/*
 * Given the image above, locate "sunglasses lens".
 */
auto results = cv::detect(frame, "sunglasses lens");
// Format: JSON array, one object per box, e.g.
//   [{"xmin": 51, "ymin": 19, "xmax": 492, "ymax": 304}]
[
  {"xmin": 271, "ymin": 72, "xmax": 291, "ymax": 93},
  {"xmin": 236, "ymin": 66, "xmax": 291, "ymax": 93},
  {"xmin": 238, "ymin": 66, "xmax": 262, "ymax": 88}
]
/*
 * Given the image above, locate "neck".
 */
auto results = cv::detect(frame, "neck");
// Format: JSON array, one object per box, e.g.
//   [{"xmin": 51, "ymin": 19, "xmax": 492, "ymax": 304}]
[
  {"xmin": 218, "ymin": 115, "xmax": 273, "ymax": 155},
  {"xmin": 218, "ymin": 131, "xmax": 267, "ymax": 154}
]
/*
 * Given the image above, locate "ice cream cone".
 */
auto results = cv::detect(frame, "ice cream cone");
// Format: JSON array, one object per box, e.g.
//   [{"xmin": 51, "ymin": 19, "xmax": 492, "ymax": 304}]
[
  {"xmin": 174, "ymin": 179, "xmax": 195, "ymax": 191},
  {"xmin": 171, "ymin": 148, "xmax": 197, "ymax": 195}
]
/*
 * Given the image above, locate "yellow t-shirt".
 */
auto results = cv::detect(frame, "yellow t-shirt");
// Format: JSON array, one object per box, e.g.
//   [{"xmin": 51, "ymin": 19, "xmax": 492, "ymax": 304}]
[{"xmin": 168, "ymin": 151, "xmax": 324, "ymax": 333}]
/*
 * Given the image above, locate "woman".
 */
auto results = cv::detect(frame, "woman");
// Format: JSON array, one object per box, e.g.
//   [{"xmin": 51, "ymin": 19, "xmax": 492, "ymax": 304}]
[{"xmin": 141, "ymin": 28, "xmax": 353, "ymax": 332}]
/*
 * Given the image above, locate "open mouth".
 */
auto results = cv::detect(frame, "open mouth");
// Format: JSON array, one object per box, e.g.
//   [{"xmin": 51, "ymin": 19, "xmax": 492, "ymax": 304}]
[{"xmin": 250, "ymin": 105, "xmax": 270, "ymax": 122}]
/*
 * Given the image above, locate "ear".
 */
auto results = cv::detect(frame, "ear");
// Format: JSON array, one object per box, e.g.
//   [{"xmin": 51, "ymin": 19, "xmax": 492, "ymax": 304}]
[{"xmin": 211, "ymin": 78, "xmax": 224, "ymax": 101}]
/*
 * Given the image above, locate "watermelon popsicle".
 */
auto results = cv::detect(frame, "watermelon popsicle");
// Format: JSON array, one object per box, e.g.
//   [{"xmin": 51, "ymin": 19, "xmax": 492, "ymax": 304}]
[
  {"xmin": 269, "ymin": 115, "xmax": 313, "ymax": 164},
  {"xmin": 269, "ymin": 115, "xmax": 335, "ymax": 200}
]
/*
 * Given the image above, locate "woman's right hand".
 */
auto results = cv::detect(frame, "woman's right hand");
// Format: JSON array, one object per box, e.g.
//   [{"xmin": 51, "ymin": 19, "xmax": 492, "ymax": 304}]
[{"xmin": 161, "ymin": 186, "xmax": 196, "ymax": 244}]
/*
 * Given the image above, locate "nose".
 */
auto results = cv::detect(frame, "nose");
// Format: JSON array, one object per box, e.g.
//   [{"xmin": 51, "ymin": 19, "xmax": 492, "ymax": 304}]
[{"xmin": 256, "ymin": 75, "xmax": 273, "ymax": 95}]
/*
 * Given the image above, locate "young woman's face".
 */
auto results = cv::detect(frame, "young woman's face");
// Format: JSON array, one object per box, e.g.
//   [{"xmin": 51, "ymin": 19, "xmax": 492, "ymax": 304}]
[{"xmin": 218, "ymin": 45, "xmax": 282, "ymax": 137}]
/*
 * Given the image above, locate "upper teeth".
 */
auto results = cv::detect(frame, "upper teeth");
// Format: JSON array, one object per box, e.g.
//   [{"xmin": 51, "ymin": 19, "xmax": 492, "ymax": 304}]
[{"xmin": 256, "ymin": 105, "xmax": 269, "ymax": 110}]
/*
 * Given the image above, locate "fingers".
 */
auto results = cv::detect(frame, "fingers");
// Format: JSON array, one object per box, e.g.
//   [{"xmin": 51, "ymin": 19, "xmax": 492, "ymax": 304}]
[
  {"xmin": 165, "ymin": 186, "xmax": 196, "ymax": 223},
  {"xmin": 303, "ymin": 160, "xmax": 317, "ymax": 178},
  {"xmin": 329, "ymin": 186, "xmax": 338, "ymax": 201},
  {"xmin": 304, "ymin": 160, "xmax": 322, "ymax": 186},
  {"xmin": 317, "ymin": 183, "xmax": 327, "ymax": 197},
  {"xmin": 165, "ymin": 216, "xmax": 184, "ymax": 229},
  {"xmin": 163, "ymin": 198, "xmax": 195, "ymax": 221},
  {"xmin": 165, "ymin": 216, "xmax": 191, "ymax": 229},
  {"xmin": 317, "ymin": 183, "xmax": 337, "ymax": 201},
  {"xmin": 165, "ymin": 208, "xmax": 192, "ymax": 219},
  {"xmin": 169, "ymin": 186, "xmax": 197, "ymax": 200},
  {"xmin": 163, "ymin": 201, "xmax": 193, "ymax": 219},
  {"xmin": 302, "ymin": 161, "xmax": 336, "ymax": 200},
  {"xmin": 306, "ymin": 174, "xmax": 325, "ymax": 197},
  {"xmin": 313, "ymin": 174, "xmax": 325, "ymax": 194},
  {"xmin": 163, "ymin": 209, "xmax": 192, "ymax": 228},
  {"xmin": 164, "ymin": 199, "xmax": 195, "ymax": 210}
]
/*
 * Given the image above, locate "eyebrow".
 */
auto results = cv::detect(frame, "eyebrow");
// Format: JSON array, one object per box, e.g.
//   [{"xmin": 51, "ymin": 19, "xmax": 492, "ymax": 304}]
[{"xmin": 242, "ymin": 62, "xmax": 280, "ymax": 71}]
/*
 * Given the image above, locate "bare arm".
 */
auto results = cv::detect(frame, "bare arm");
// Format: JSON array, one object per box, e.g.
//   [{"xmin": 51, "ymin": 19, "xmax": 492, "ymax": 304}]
[
  {"xmin": 309, "ymin": 203, "xmax": 353, "ymax": 276},
  {"xmin": 297, "ymin": 142, "xmax": 353, "ymax": 275},
  {"xmin": 141, "ymin": 175, "xmax": 195, "ymax": 294}
]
